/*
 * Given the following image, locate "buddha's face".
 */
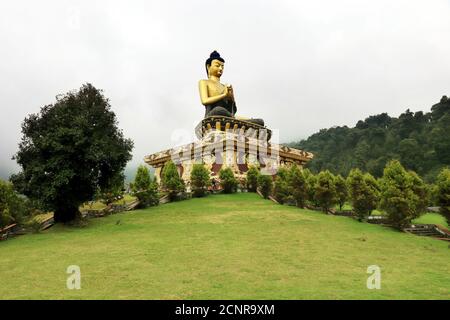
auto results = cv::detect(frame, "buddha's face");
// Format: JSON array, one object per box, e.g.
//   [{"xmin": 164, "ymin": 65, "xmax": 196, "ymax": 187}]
[{"xmin": 208, "ymin": 59, "xmax": 224, "ymax": 78}]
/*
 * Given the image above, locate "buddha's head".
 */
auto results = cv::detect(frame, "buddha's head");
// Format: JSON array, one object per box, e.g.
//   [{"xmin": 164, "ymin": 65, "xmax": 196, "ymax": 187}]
[{"xmin": 205, "ymin": 51, "xmax": 225, "ymax": 78}]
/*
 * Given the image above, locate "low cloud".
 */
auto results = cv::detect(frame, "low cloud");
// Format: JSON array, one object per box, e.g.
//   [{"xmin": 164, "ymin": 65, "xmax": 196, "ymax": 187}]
[{"xmin": 1, "ymin": 0, "xmax": 449, "ymax": 179}]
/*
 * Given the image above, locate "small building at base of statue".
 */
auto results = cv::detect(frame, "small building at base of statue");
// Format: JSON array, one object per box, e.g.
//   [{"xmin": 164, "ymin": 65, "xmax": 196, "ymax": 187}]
[{"xmin": 144, "ymin": 116, "xmax": 313, "ymax": 191}]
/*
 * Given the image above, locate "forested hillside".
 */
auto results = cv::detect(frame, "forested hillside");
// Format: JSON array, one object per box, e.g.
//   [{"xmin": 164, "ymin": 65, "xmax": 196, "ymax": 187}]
[{"xmin": 289, "ymin": 96, "xmax": 450, "ymax": 182}]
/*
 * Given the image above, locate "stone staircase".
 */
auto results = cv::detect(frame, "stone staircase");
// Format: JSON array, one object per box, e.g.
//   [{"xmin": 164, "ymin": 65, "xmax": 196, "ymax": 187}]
[{"xmin": 403, "ymin": 224, "xmax": 450, "ymax": 241}]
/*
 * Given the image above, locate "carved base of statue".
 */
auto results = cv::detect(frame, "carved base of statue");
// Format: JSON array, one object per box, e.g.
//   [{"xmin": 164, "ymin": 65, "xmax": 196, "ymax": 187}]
[
  {"xmin": 144, "ymin": 129, "xmax": 313, "ymax": 191},
  {"xmin": 195, "ymin": 116, "xmax": 271, "ymax": 140}
]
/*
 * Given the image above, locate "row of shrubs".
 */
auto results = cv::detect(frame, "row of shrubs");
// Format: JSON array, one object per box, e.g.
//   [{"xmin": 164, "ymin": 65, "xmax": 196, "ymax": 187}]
[
  {"xmin": 129, "ymin": 161, "xmax": 243, "ymax": 207},
  {"xmin": 2, "ymin": 158, "xmax": 449, "ymax": 232},
  {"xmin": 129, "ymin": 159, "xmax": 450, "ymax": 230},
  {"xmin": 251, "ymin": 160, "xmax": 450, "ymax": 230}
]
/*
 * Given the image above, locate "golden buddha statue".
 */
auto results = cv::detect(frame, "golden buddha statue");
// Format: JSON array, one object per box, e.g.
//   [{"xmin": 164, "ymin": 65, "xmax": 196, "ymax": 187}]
[{"xmin": 198, "ymin": 51, "xmax": 264, "ymax": 126}]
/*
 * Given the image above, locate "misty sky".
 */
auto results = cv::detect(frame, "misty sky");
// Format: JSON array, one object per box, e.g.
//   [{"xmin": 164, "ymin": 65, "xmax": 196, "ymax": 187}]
[{"xmin": 1, "ymin": 0, "xmax": 450, "ymax": 179}]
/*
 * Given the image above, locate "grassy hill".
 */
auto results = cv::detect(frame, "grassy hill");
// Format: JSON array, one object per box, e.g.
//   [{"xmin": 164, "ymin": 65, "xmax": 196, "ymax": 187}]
[{"xmin": 0, "ymin": 193, "xmax": 448, "ymax": 299}]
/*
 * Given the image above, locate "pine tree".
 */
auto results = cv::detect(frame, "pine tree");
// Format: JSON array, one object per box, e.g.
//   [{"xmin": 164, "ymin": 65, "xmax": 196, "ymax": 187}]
[
  {"xmin": 257, "ymin": 174, "xmax": 273, "ymax": 199},
  {"xmin": 219, "ymin": 167, "xmax": 238, "ymax": 193},
  {"xmin": 303, "ymin": 169, "xmax": 318, "ymax": 207},
  {"xmin": 334, "ymin": 174, "xmax": 348, "ymax": 211},
  {"xmin": 133, "ymin": 165, "xmax": 152, "ymax": 191},
  {"xmin": 132, "ymin": 165, "xmax": 159, "ymax": 208},
  {"xmin": 246, "ymin": 166, "xmax": 260, "ymax": 192},
  {"xmin": 347, "ymin": 169, "xmax": 380, "ymax": 221},
  {"xmin": 190, "ymin": 163, "xmax": 211, "ymax": 197},
  {"xmin": 288, "ymin": 165, "xmax": 308, "ymax": 208},
  {"xmin": 363, "ymin": 173, "xmax": 380, "ymax": 216},
  {"xmin": 273, "ymin": 167, "xmax": 290, "ymax": 204},
  {"xmin": 314, "ymin": 170, "xmax": 337, "ymax": 213},
  {"xmin": 161, "ymin": 161, "xmax": 185, "ymax": 201}
]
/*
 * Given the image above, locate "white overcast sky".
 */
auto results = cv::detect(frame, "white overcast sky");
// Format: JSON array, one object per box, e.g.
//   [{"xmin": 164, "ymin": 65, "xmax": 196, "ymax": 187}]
[{"xmin": 1, "ymin": 0, "xmax": 450, "ymax": 179}]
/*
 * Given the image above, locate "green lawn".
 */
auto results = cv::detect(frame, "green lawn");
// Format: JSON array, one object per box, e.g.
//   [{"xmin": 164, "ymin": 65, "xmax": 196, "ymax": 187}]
[
  {"xmin": 413, "ymin": 213, "xmax": 449, "ymax": 229},
  {"xmin": 336, "ymin": 203, "xmax": 448, "ymax": 226},
  {"xmin": 1, "ymin": 193, "xmax": 449, "ymax": 299}
]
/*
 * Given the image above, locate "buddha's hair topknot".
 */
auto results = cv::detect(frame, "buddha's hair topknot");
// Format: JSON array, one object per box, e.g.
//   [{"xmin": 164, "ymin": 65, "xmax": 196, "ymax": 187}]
[{"xmin": 205, "ymin": 51, "xmax": 225, "ymax": 75}]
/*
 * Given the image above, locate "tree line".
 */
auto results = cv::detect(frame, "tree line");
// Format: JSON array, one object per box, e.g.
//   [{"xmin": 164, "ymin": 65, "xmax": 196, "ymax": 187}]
[
  {"xmin": 131, "ymin": 158, "xmax": 450, "ymax": 230},
  {"xmin": 2, "ymin": 158, "xmax": 450, "ymax": 231},
  {"xmin": 247, "ymin": 161, "xmax": 450, "ymax": 230},
  {"xmin": 289, "ymin": 96, "xmax": 450, "ymax": 182}
]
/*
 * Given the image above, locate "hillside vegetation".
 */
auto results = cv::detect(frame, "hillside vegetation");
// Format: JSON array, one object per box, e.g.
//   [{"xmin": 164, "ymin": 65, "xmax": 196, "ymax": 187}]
[{"xmin": 290, "ymin": 96, "xmax": 450, "ymax": 182}]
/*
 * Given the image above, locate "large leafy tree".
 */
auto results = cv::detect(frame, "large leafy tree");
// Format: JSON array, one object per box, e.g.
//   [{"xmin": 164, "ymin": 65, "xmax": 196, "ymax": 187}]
[{"xmin": 11, "ymin": 83, "xmax": 133, "ymax": 223}]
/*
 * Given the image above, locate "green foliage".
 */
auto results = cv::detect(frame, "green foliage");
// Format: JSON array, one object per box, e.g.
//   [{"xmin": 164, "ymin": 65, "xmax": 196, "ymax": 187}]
[
  {"xmin": 334, "ymin": 174, "xmax": 348, "ymax": 211},
  {"xmin": 11, "ymin": 83, "xmax": 133, "ymax": 223},
  {"xmin": 161, "ymin": 161, "xmax": 185, "ymax": 201},
  {"xmin": 347, "ymin": 169, "xmax": 379, "ymax": 221},
  {"xmin": 133, "ymin": 166, "xmax": 159, "ymax": 208},
  {"xmin": 0, "ymin": 179, "xmax": 32, "ymax": 228},
  {"xmin": 1, "ymin": 181, "xmax": 18, "ymax": 228},
  {"xmin": 219, "ymin": 167, "xmax": 238, "ymax": 194},
  {"xmin": 314, "ymin": 170, "xmax": 337, "ymax": 213},
  {"xmin": 435, "ymin": 167, "xmax": 450, "ymax": 225},
  {"xmin": 287, "ymin": 165, "xmax": 308, "ymax": 208},
  {"xmin": 409, "ymin": 171, "xmax": 430, "ymax": 215},
  {"xmin": 430, "ymin": 114, "xmax": 450, "ymax": 165},
  {"xmin": 190, "ymin": 163, "xmax": 211, "ymax": 197},
  {"xmin": 273, "ymin": 167, "xmax": 290, "ymax": 204},
  {"xmin": 303, "ymin": 169, "xmax": 318, "ymax": 206},
  {"xmin": 26, "ymin": 218, "xmax": 43, "ymax": 234},
  {"xmin": 291, "ymin": 96, "xmax": 450, "ymax": 181},
  {"xmin": 246, "ymin": 166, "xmax": 260, "ymax": 192},
  {"xmin": 363, "ymin": 173, "xmax": 381, "ymax": 215},
  {"xmin": 379, "ymin": 160, "xmax": 428, "ymax": 229},
  {"xmin": 133, "ymin": 165, "xmax": 152, "ymax": 192},
  {"xmin": 100, "ymin": 172, "xmax": 125, "ymax": 205},
  {"xmin": 134, "ymin": 181, "xmax": 159, "ymax": 208},
  {"xmin": 257, "ymin": 174, "xmax": 273, "ymax": 199}
]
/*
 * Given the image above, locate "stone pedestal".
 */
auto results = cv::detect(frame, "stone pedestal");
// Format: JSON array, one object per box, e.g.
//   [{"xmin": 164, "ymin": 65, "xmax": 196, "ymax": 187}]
[{"xmin": 144, "ymin": 116, "xmax": 313, "ymax": 190}]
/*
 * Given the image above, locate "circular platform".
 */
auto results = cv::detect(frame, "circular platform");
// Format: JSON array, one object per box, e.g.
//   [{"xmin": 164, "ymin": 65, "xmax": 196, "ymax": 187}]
[{"xmin": 195, "ymin": 116, "xmax": 272, "ymax": 141}]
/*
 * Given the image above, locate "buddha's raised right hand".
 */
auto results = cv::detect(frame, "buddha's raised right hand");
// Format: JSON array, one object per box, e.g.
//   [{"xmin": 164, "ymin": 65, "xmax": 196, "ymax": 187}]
[{"xmin": 225, "ymin": 85, "xmax": 234, "ymax": 100}]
